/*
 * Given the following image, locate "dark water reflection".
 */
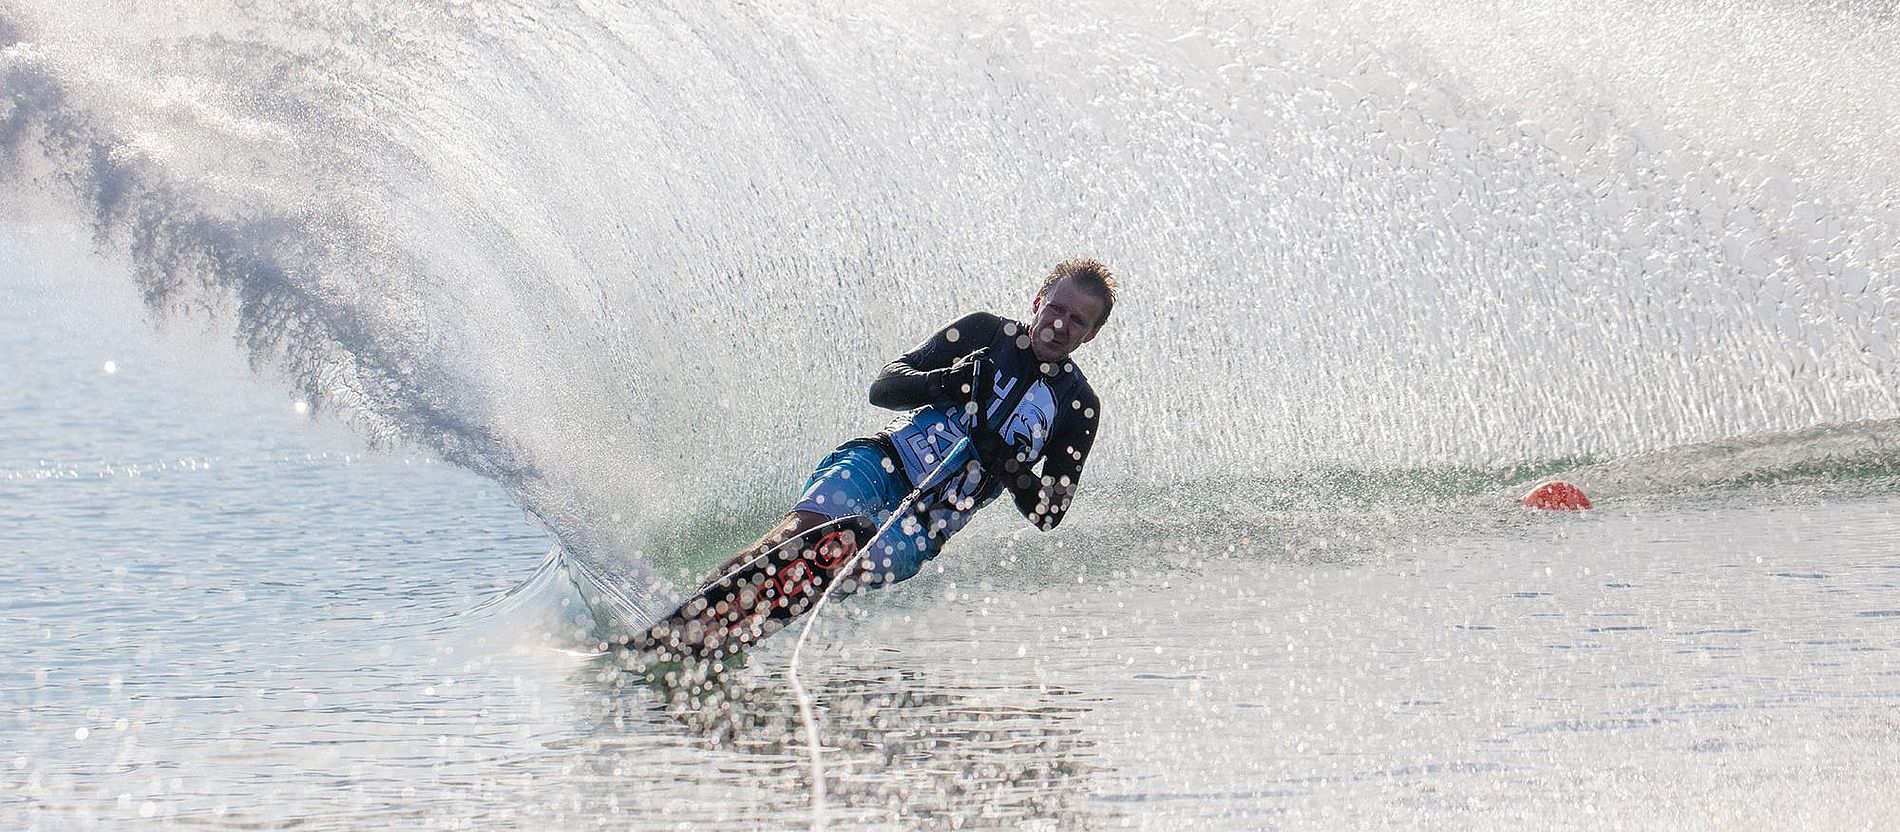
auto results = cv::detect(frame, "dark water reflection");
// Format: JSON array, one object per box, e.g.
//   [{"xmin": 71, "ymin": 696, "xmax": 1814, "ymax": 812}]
[{"xmin": 563, "ymin": 651, "xmax": 1113, "ymax": 830}]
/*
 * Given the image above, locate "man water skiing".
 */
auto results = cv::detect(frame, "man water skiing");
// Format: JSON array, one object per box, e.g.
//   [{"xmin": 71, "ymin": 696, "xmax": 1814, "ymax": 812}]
[{"xmin": 703, "ymin": 258, "xmax": 1115, "ymax": 592}]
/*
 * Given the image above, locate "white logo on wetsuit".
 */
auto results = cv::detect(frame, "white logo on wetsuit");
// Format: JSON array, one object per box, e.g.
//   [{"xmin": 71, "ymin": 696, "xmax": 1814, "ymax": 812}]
[
  {"xmin": 886, "ymin": 377, "xmax": 1058, "ymax": 487},
  {"xmin": 998, "ymin": 380, "xmax": 1053, "ymax": 460}
]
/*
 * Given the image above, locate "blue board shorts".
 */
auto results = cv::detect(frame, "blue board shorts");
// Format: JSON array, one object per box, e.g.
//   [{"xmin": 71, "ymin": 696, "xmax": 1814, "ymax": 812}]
[
  {"xmin": 792, "ymin": 440, "xmax": 944, "ymax": 582},
  {"xmin": 793, "ymin": 440, "xmax": 906, "ymax": 523}
]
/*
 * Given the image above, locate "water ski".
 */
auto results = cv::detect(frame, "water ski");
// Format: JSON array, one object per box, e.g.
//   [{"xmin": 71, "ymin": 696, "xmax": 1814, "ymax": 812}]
[
  {"xmin": 623, "ymin": 436, "xmax": 979, "ymax": 690},
  {"xmin": 623, "ymin": 514, "xmax": 876, "ymax": 683}
]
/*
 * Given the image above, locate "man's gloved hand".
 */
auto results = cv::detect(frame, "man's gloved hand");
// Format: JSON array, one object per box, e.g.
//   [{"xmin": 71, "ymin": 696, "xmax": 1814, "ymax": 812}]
[{"xmin": 924, "ymin": 348, "xmax": 989, "ymax": 408}]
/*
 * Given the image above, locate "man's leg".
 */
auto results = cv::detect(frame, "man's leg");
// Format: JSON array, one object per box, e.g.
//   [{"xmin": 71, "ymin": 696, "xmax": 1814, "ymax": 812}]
[
  {"xmin": 697, "ymin": 439, "xmax": 904, "ymax": 588},
  {"xmin": 700, "ymin": 509, "xmax": 833, "ymax": 586}
]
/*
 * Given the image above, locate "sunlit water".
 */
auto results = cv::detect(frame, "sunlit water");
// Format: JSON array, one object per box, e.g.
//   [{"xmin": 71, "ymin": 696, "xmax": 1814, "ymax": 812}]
[
  {"xmin": 7, "ymin": 229, "xmax": 1898, "ymax": 830},
  {"xmin": 6, "ymin": 0, "xmax": 1900, "ymax": 828}
]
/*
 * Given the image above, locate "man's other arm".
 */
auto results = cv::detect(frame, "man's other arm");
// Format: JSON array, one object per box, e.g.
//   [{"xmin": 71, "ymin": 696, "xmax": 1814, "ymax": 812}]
[{"xmin": 992, "ymin": 388, "xmax": 1099, "ymax": 530}]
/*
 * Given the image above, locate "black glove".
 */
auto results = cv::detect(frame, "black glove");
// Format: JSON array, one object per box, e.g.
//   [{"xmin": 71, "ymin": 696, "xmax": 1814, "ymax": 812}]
[{"xmin": 924, "ymin": 348, "xmax": 989, "ymax": 408}]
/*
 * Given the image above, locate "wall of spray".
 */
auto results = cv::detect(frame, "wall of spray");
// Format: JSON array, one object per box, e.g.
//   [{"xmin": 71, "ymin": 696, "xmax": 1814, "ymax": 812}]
[{"xmin": 4, "ymin": 0, "xmax": 1896, "ymax": 590}]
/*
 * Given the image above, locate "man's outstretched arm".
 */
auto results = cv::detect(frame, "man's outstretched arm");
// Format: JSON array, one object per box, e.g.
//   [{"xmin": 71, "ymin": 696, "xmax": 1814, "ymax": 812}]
[{"xmin": 868, "ymin": 312, "xmax": 1001, "ymax": 410}]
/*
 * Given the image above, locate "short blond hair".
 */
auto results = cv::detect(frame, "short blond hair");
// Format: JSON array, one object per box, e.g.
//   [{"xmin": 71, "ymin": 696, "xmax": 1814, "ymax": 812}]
[{"xmin": 1038, "ymin": 258, "xmax": 1117, "ymax": 327}]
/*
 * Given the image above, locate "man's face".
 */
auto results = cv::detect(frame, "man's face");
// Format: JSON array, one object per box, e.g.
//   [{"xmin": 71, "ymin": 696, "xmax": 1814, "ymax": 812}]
[{"xmin": 1028, "ymin": 277, "xmax": 1108, "ymax": 363}]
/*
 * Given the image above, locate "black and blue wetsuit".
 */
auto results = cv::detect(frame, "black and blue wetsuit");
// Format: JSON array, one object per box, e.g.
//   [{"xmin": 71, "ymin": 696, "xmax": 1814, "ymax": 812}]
[{"xmin": 791, "ymin": 312, "xmax": 1101, "ymax": 583}]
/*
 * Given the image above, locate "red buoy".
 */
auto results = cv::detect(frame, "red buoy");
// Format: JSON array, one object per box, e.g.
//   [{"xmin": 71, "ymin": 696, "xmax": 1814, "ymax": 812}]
[{"xmin": 1521, "ymin": 480, "xmax": 1592, "ymax": 511}]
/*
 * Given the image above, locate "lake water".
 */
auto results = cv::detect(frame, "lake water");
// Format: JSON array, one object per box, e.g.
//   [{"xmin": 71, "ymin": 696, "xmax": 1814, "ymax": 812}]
[
  {"xmin": 5, "ymin": 1, "xmax": 1900, "ymax": 828},
  {"xmin": 6, "ymin": 229, "xmax": 1897, "ymax": 829}
]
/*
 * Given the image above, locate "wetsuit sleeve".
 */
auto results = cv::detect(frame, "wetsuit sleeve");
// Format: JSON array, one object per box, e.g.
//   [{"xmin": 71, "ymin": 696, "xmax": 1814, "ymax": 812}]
[
  {"xmin": 867, "ymin": 312, "xmax": 1003, "ymax": 410},
  {"xmin": 991, "ymin": 386, "xmax": 1099, "ymax": 530}
]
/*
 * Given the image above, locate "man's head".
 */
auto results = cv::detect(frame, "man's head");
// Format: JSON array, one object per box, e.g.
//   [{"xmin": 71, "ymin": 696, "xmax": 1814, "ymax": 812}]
[{"xmin": 1028, "ymin": 258, "xmax": 1116, "ymax": 364}]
